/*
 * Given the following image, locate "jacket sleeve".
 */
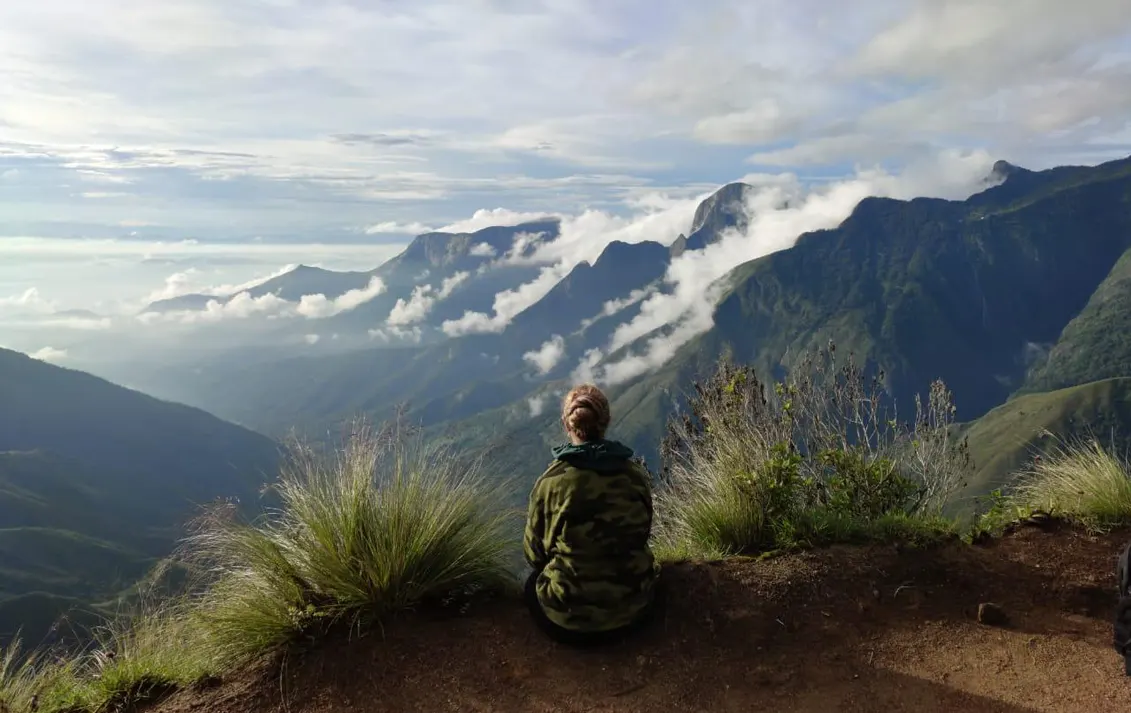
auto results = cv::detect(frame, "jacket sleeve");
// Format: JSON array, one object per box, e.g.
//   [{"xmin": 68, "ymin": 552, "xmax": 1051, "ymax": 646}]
[{"xmin": 523, "ymin": 476, "xmax": 549, "ymax": 570}]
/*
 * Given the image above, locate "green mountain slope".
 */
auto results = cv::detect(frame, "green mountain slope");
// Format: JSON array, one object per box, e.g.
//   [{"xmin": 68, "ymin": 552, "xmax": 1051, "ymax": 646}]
[
  {"xmin": 1020, "ymin": 247, "xmax": 1131, "ymax": 394},
  {"xmin": 0, "ymin": 348, "xmax": 281, "ymax": 645},
  {"xmin": 956, "ymin": 377, "xmax": 1131, "ymax": 509},
  {"xmin": 622, "ymin": 157, "xmax": 1131, "ymax": 431}
]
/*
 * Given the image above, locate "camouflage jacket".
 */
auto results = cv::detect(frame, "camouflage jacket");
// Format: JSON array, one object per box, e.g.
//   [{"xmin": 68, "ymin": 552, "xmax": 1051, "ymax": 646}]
[{"xmin": 523, "ymin": 439, "xmax": 660, "ymax": 632}]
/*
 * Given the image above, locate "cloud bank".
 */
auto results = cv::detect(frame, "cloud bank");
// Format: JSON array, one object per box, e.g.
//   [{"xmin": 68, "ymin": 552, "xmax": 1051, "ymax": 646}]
[{"xmin": 579, "ymin": 150, "xmax": 998, "ymax": 385}]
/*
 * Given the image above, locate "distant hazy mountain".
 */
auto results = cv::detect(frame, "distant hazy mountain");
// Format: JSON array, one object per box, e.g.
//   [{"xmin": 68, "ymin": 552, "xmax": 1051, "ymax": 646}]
[
  {"xmin": 95, "ymin": 155, "xmax": 1131, "ymax": 496},
  {"xmin": 0, "ymin": 348, "xmax": 280, "ymax": 645}
]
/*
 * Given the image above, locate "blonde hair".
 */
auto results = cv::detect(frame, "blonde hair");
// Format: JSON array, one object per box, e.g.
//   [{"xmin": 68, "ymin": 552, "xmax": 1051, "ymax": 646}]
[{"xmin": 561, "ymin": 384, "xmax": 611, "ymax": 442}]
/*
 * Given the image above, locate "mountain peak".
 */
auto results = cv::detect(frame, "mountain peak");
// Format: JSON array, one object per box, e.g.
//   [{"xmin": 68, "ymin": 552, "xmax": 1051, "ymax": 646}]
[
  {"xmin": 991, "ymin": 160, "xmax": 1027, "ymax": 182},
  {"xmin": 691, "ymin": 183, "xmax": 751, "ymax": 236},
  {"xmin": 595, "ymin": 240, "xmax": 668, "ymax": 267}
]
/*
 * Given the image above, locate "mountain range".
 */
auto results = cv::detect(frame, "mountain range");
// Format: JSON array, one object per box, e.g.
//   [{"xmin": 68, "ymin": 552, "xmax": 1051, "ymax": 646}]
[
  {"xmin": 96, "ymin": 156, "xmax": 1131, "ymax": 466},
  {"xmin": 7, "ymin": 154, "xmax": 1131, "ymax": 643}
]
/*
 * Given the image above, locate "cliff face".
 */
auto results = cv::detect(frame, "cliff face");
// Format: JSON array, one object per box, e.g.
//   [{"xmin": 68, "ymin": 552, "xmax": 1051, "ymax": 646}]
[{"xmin": 148, "ymin": 525, "xmax": 1129, "ymax": 713}]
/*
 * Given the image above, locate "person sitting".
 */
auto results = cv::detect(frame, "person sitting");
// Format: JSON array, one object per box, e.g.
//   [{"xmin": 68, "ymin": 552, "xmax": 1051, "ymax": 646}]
[{"xmin": 522, "ymin": 384, "xmax": 662, "ymax": 646}]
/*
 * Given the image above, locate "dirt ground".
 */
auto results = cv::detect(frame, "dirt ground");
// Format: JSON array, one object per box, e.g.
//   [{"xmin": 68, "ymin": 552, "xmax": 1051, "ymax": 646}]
[{"xmin": 147, "ymin": 523, "xmax": 1131, "ymax": 713}]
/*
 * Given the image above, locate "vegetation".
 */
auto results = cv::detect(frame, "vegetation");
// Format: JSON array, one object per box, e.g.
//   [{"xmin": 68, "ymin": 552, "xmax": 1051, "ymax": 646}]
[
  {"xmin": 1020, "ymin": 247, "xmax": 1131, "ymax": 394},
  {"xmin": 178, "ymin": 418, "xmax": 517, "ymax": 669},
  {"xmin": 1002, "ymin": 439, "xmax": 1131, "ymax": 530},
  {"xmin": 957, "ymin": 377, "xmax": 1131, "ymax": 508},
  {"xmin": 653, "ymin": 344, "xmax": 971, "ymax": 560},
  {"xmin": 0, "ymin": 419, "xmax": 519, "ymax": 712}
]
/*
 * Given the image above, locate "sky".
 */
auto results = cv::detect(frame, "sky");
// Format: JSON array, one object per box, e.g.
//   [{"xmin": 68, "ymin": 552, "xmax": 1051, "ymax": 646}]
[{"xmin": 3, "ymin": 0, "xmax": 1131, "ymax": 354}]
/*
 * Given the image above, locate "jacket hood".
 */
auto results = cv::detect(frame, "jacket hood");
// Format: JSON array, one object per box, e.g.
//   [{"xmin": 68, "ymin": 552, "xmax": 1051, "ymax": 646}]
[{"xmin": 551, "ymin": 439, "xmax": 636, "ymax": 473}]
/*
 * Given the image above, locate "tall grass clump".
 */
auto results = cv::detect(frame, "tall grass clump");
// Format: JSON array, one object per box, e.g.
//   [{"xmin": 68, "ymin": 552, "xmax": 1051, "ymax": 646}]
[
  {"xmin": 1007, "ymin": 438, "xmax": 1131, "ymax": 530},
  {"xmin": 655, "ymin": 343, "xmax": 970, "ymax": 560},
  {"xmin": 180, "ymin": 417, "xmax": 517, "ymax": 669}
]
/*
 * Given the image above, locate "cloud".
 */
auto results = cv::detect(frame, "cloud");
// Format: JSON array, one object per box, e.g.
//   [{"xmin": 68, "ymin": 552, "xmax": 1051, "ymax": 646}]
[
  {"xmin": 579, "ymin": 287, "xmax": 654, "ymax": 330},
  {"xmin": 469, "ymin": 242, "xmax": 497, "ymax": 257},
  {"xmin": 528, "ymin": 394, "xmax": 547, "ymax": 417},
  {"xmin": 139, "ymin": 275, "xmax": 386, "ymax": 324},
  {"xmin": 386, "ymin": 271, "xmax": 469, "ymax": 326},
  {"xmin": 0, "ymin": 287, "xmax": 56, "ymax": 314},
  {"xmin": 439, "ymin": 209, "xmax": 558, "ymax": 234},
  {"xmin": 364, "ymin": 221, "xmax": 433, "ymax": 235},
  {"xmin": 443, "ymin": 191, "xmax": 707, "ymax": 336},
  {"xmin": 29, "ymin": 346, "xmax": 67, "ymax": 362},
  {"xmin": 585, "ymin": 149, "xmax": 998, "ymax": 385},
  {"xmin": 693, "ymin": 100, "xmax": 801, "ymax": 145},
  {"xmin": 442, "ymin": 262, "xmax": 571, "ymax": 336},
  {"xmin": 296, "ymin": 277, "xmax": 387, "ymax": 318},
  {"xmin": 368, "ymin": 325, "xmax": 423, "ymax": 344},
  {"xmin": 303, "ymin": 334, "xmax": 320, "ymax": 345},
  {"xmin": 141, "ymin": 263, "xmax": 299, "ymax": 306},
  {"xmin": 523, "ymin": 334, "xmax": 566, "ymax": 375}
]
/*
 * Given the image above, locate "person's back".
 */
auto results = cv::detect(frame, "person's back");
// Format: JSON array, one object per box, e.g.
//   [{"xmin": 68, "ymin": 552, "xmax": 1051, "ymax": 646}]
[{"xmin": 523, "ymin": 384, "xmax": 661, "ymax": 643}]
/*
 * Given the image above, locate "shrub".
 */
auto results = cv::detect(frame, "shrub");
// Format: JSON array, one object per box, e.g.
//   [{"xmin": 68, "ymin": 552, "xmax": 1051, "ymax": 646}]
[
  {"xmin": 655, "ymin": 342, "xmax": 970, "ymax": 559},
  {"xmin": 1006, "ymin": 438, "xmax": 1131, "ymax": 530},
  {"xmin": 178, "ymin": 418, "xmax": 518, "ymax": 669}
]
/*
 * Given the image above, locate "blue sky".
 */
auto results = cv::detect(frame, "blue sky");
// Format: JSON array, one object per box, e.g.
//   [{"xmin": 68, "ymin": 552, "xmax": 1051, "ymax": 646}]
[{"xmin": 2, "ymin": 0, "xmax": 1131, "ymax": 339}]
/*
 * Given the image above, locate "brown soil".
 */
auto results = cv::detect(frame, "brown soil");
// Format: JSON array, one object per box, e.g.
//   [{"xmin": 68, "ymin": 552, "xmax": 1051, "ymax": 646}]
[{"xmin": 147, "ymin": 524, "xmax": 1131, "ymax": 713}]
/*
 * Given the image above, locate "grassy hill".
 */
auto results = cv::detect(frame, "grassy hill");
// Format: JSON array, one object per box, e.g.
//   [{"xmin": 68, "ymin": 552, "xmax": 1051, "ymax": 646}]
[
  {"xmin": 955, "ymin": 377, "xmax": 1131, "ymax": 508},
  {"xmin": 1020, "ymin": 247, "xmax": 1131, "ymax": 394},
  {"xmin": 0, "ymin": 348, "xmax": 281, "ymax": 646}
]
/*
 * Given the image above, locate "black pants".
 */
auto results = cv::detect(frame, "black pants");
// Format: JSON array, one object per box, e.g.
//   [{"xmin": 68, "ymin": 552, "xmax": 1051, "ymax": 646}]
[{"xmin": 523, "ymin": 569, "xmax": 664, "ymax": 648}]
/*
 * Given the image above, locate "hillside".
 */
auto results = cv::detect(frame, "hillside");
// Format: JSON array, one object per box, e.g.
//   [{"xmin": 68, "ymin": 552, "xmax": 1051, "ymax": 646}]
[
  {"xmin": 144, "ymin": 525, "xmax": 1130, "ymax": 713},
  {"xmin": 957, "ymin": 377, "xmax": 1131, "ymax": 505},
  {"xmin": 0, "ymin": 348, "xmax": 281, "ymax": 645},
  {"xmin": 1021, "ymin": 247, "xmax": 1131, "ymax": 394}
]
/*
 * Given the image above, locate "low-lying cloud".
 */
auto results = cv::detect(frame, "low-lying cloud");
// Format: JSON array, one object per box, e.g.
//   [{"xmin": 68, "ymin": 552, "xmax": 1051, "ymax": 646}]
[
  {"xmin": 441, "ymin": 193, "xmax": 705, "ymax": 337},
  {"xmin": 579, "ymin": 149, "xmax": 999, "ymax": 386},
  {"xmin": 386, "ymin": 271, "xmax": 469, "ymax": 326},
  {"xmin": 523, "ymin": 334, "xmax": 566, "ymax": 375},
  {"xmin": 29, "ymin": 346, "xmax": 68, "ymax": 362},
  {"xmin": 139, "ymin": 276, "xmax": 387, "ymax": 324}
]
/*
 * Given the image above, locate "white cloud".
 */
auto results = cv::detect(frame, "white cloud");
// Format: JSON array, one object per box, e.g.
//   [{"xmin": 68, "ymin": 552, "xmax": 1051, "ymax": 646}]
[
  {"xmin": 364, "ymin": 221, "xmax": 433, "ymax": 235},
  {"xmin": 303, "ymin": 333, "xmax": 320, "ymax": 345},
  {"xmin": 442, "ymin": 263, "xmax": 570, "ymax": 336},
  {"xmin": 443, "ymin": 191, "xmax": 705, "ymax": 336},
  {"xmin": 439, "ymin": 209, "xmax": 557, "ymax": 234},
  {"xmin": 386, "ymin": 271, "xmax": 468, "ymax": 326},
  {"xmin": 528, "ymin": 394, "xmax": 547, "ymax": 417},
  {"xmin": 469, "ymin": 242, "xmax": 497, "ymax": 258},
  {"xmin": 586, "ymin": 149, "xmax": 998, "ymax": 385},
  {"xmin": 29, "ymin": 346, "xmax": 67, "ymax": 362},
  {"xmin": 0, "ymin": 287, "xmax": 56, "ymax": 314},
  {"xmin": 296, "ymin": 277, "xmax": 387, "ymax": 318},
  {"xmin": 1, "ymin": 169, "xmax": 18, "ymax": 180},
  {"xmin": 523, "ymin": 334, "xmax": 566, "ymax": 375},
  {"xmin": 693, "ymin": 99, "xmax": 800, "ymax": 145},
  {"xmin": 139, "ymin": 275, "xmax": 386, "ymax": 324},
  {"xmin": 368, "ymin": 325, "xmax": 423, "ymax": 344},
  {"xmin": 579, "ymin": 287, "xmax": 654, "ymax": 330}
]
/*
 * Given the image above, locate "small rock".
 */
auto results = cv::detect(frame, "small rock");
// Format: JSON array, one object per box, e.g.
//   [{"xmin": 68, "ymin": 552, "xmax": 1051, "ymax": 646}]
[{"xmin": 978, "ymin": 602, "xmax": 1009, "ymax": 627}]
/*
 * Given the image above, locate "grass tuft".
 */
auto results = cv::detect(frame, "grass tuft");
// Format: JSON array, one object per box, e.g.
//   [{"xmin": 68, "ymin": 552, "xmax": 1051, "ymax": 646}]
[
  {"xmin": 1007, "ymin": 438, "xmax": 1131, "ymax": 530},
  {"xmin": 179, "ymin": 418, "xmax": 518, "ymax": 669}
]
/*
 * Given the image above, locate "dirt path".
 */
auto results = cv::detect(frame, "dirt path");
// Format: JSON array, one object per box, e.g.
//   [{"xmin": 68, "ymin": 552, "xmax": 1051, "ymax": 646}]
[{"xmin": 149, "ymin": 525, "xmax": 1131, "ymax": 713}]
